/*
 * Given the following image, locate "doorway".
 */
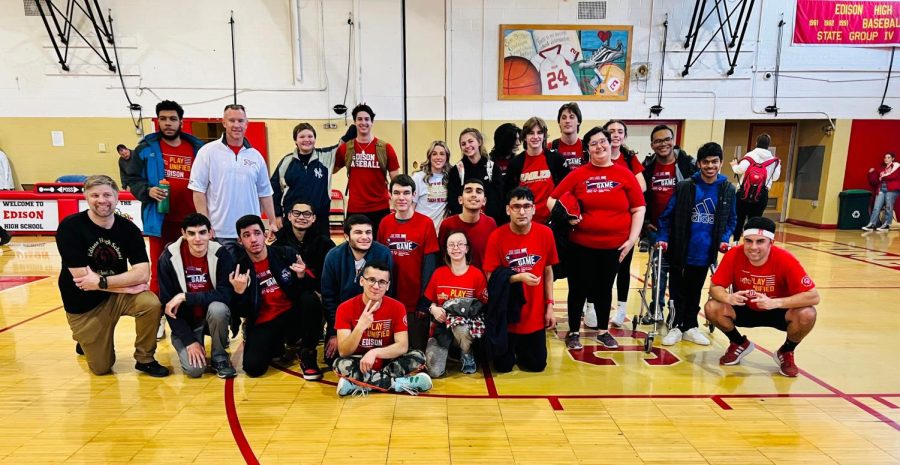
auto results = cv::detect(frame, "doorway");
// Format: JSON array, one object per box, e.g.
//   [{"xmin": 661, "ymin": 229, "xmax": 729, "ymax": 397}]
[{"xmin": 748, "ymin": 123, "xmax": 796, "ymax": 222}]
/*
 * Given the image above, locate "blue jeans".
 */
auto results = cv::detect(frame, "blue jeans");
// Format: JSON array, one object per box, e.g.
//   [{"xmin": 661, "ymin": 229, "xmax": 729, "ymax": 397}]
[{"xmin": 868, "ymin": 188, "xmax": 899, "ymax": 228}]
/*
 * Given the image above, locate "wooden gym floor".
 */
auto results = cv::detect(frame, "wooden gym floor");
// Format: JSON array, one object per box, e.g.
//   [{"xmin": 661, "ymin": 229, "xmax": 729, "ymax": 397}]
[{"xmin": 0, "ymin": 224, "xmax": 898, "ymax": 464}]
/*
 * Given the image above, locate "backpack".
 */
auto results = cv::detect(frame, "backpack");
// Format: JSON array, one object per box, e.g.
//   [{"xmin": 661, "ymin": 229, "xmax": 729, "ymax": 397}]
[
  {"xmin": 345, "ymin": 139, "xmax": 389, "ymax": 178},
  {"xmin": 456, "ymin": 159, "xmax": 494, "ymax": 184},
  {"xmin": 739, "ymin": 157, "xmax": 780, "ymax": 202}
]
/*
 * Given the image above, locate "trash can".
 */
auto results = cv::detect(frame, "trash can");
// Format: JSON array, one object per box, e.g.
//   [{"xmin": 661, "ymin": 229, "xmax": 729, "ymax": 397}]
[{"xmin": 838, "ymin": 189, "xmax": 872, "ymax": 230}]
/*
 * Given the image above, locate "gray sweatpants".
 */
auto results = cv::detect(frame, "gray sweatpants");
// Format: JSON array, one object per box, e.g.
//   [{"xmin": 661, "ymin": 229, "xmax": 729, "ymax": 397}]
[{"xmin": 170, "ymin": 301, "xmax": 231, "ymax": 378}]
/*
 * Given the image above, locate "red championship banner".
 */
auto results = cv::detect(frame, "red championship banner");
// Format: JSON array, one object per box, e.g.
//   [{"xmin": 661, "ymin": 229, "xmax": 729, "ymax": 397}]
[{"xmin": 793, "ymin": 0, "xmax": 900, "ymax": 46}]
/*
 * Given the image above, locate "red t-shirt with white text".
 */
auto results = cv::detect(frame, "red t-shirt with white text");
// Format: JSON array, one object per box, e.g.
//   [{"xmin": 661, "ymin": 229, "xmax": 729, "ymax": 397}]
[
  {"xmin": 613, "ymin": 152, "xmax": 644, "ymax": 175},
  {"xmin": 711, "ymin": 245, "xmax": 816, "ymax": 311},
  {"xmin": 425, "ymin": 265, "xmax": 488, "ymax": 306},
  {"xmin": 377, "ymin": 212, "xmax": 440, "ymax": 312},
  {"xmin": 649, "ymin": 162, "xmax": 678, "ymax": 226},
  {"xmin": 334, "ymin": 295, "xmax": 409, "ymax": 371},
  {"xmin": 553, "ymin": 138, "xmax": 584, "ymax": 172},
  {"xmin": 253, "ymin": 258, "xmax": 293, "ymax": 324},
  {"xmin": 438, "ymin": 214, "xmax": 497, "ymax": 269},
  {"xmin": 516, "ymin": 153, "xmax": 555, "ymax": 223},
  {"xmin": 551, "ymin": 163, "xmax": 645, "ymax": 249},
  {"xmin": 482, "ymin": 224, "xmax": 558, "ymax": 334},
  {"xmin": 162, "ymin": 139, "xmax": 197, "ymax": 223},
  {"xmin": 181, "ymin": 241, "xmax": 212, "ymax": 322},
  {"xmin": 335, "ymin": 138, "xmax": 401, "ymax": 212}
]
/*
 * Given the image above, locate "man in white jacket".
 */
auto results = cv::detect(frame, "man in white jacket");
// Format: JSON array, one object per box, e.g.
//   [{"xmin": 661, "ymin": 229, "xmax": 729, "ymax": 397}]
[{"xmin": 731, "ymin": 133, "xmax": 781, "ymax": 241}]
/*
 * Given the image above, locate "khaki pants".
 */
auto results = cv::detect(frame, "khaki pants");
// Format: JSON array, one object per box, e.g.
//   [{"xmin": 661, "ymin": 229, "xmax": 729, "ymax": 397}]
[{"xmin": 66, "ymin": 291, "xmax": 161, "ymax": 375}]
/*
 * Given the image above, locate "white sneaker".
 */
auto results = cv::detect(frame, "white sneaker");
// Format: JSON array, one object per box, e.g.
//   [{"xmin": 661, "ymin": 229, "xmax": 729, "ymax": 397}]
[
  {"xmin": 583, "ymin": 302, "xmax": 598, "ymax": 328},
  {"xmin": 156, "ymin": 316, "xmax": 166, "ymax": 340},
  {"xmin": 862, "ymin": 225, "xmax": 875, "ymax": 231},
  {"xmin": 877, "ymin": 225, "xmax": 890, "ymax": 231},
  {"xmin": 683, "ymin": 327, "xmax": 711, "ymax": 346},
  {"xmin": 662, "ymin": 328, "xmax": 682, "ymax": 346},
  {"xmin": 610, "ymin": 307, "xmax": 627, "ymax": 328}
]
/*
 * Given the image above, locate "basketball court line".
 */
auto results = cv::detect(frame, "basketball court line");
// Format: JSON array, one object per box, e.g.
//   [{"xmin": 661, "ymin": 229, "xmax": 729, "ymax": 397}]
[
  {"xmin": 0, "ymin": 275, "xmax": 49, "ymax": 292},
  {"xmin": 780, "ymin": 231, "xmax": 900, "ymax": 271},
  {"xmin": 0, "ymin": 305, "xmax": 62, "ymax": 334}
]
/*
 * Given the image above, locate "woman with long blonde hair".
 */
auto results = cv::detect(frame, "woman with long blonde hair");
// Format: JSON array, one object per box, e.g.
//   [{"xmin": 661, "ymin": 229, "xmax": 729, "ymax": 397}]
[{"xmin": 412, "ymin": 140, "xmax": 451, "ymax": 232}]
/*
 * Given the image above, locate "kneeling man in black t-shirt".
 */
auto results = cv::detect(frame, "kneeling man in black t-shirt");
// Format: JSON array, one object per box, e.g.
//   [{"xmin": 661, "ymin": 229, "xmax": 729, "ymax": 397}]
[{"xmin": 55, "ymin": 175, "xmax": 169, "ymax": 377}]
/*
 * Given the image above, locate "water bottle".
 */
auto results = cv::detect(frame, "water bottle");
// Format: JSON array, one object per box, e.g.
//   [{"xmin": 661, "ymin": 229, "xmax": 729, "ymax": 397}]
[{"xmin": 157, "ymin": 179, "xmax": 170, "ymax": 214}]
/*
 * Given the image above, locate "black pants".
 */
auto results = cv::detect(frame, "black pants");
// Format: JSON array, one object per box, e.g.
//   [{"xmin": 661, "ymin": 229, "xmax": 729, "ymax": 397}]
[
  {"xmin": 566, "ymin": 244, "xmax": 620, "ymax": 331},
  {"xmin": 734, "ymin": 190, "xmax": 768, "ymax": 241},
  {"xmin": 492, "ymin": 329, "xmax": 547, "ymax": 373},
  {"xmin": 669, "ymin": 264, "xmax": 710, "ymax": 331},
  {"xmin": 347, "ymin": 208, "xmax": 391, "ymax": 239},
  {"xmin": 243, "ymin": 292, "xmax": 323, "ymax": 377},
  {"xmin": 406, "ymin": 310, "xmax": 431, "ymax": 352},
  {"xmin": 616, "ymin": 247, "xmax": 634, "ymax": 302}
]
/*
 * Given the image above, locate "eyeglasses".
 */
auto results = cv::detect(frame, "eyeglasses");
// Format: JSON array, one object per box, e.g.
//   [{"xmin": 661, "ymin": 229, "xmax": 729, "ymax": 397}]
[
  {"xmin": 509, "ymin": 203, "xmax": 534, "ymax": 212},
  {"xmin": 652, "ymin": 136, "xmax": 674, "ymax": 145},
  {"xmin": 362, "ymin": 277, "xmax": 390, "ymax": 288},
  {"xmin": 289, "ymin": 210, "xmax": 314, "ymax": 218},
  {"xmin": 588, "ymin": 140, "xmax": 609, "ymax": 147},
  {"xmin": 447, "ymin": 242, "xmax": 468, "ymax": 249}
]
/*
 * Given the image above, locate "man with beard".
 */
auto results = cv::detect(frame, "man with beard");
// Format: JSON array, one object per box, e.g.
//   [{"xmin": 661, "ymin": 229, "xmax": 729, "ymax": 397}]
[
  {"xmin": 126, "ymin": 100, "xmax": 205, "ymax": 339},
  {"xmin": 55, "ymin": 175, "xmax": 169, "ymax": 377},
  {"xmin": 189, "ymin": 104, "xmax": 277, "ymax": 257},
  {"xmin": 231, "ymin": 215, "xmax": 320, "ymax": 378},
  {"xmin": 321, "ymin": 215, "xmax": 393, "ymax": 366}
]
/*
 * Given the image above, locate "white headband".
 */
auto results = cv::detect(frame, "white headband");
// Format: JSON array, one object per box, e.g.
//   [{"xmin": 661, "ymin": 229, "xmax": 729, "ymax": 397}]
[{"xmin": 744, "ymin": 228, "xmax": 775, "ymax": 240}]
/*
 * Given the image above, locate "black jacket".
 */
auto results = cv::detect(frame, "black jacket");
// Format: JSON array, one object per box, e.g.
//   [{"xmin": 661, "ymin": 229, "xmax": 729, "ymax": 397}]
[
  {"xmin": 641, "ymin": 148, "xmax": 697, "ymax": 227},
  {"xmin": 447, "ymin": 156, "xmax": 505, "ymax": 223},
  {"xmin": 157, "ymin": 238, "xmax": 234, "ymax": 344},
  {"xmin": 503, "ymin": 150, "xmax": 568, "ymax": 205},
  {"xmin": 663, "ymin": 178, "xmax": 736, "ymax": 269},
  {"xmin": 272, "ymin": 228, "xmax": 336, "ymax": 292},
  {"xmin": 485, "ymin": 267, "xmax": 525, "ymax": 355},
  {"xmin": 232, "ymin": 245, "xmax": 313, "ymax": 329}
]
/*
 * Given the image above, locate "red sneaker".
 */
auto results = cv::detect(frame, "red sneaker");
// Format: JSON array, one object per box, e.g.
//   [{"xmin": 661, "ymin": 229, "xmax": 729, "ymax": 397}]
[
  {"xmin": 719, "ymin": 339, "xmax": 754, "ymax": 365},
  {"xmin": 773, "ymin": 350, "xmax": 799, "ymax": 377}
]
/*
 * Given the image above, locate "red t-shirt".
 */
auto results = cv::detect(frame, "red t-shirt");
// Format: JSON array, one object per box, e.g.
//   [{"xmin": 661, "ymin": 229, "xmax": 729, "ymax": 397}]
[
  {"xmin": 482, "ymin": 224, "xmax": 558, "ymax": 334},
  {"xmin": 161, "ymin": 139, "xmax": 197, "ymax": 223},
  {"xmin": 613, "ymin": 152, "xmax": 644, "ymax": 174},
  {"xmin": 334, "ymin": 295, "xmax": 408, "ymax": 371},
  {"xmin": 553, "ymin": 138, "xmax": 584, "ymax": 172},
  {"xmin": 377, "ymin": 212, "xmax": 440, "ymax": 312},
  {"xmin": 711, "ymin": 245, "xmax": 816, "ymax": 311},
  {"xmin": 180, "ymin": 241, "xmax": 213, "ymax": 322},
  {"xmin": 515, "ymin": 153, "xmax": 555, "ymax": 224},
  {"xmin": 424, "ymin": 265, "xmax": 488, "ymax": 306},
  {"xmin": 335, "ymin": 138, "xmax": 401, "ymax": 212},
  {"xmin": 253, "ymin": 258, "xmax": 293, "ymax": 324},
  {"xmin": 551, "ymin": 163, "xmax": 645, "ymax": 249},
  {"xmin": 438, "ymin": 214, "xmax": 498, "ymax": 269},
  {"xmin": 649, "ymin": 162, "xmax": 678, "ymax": 226}
]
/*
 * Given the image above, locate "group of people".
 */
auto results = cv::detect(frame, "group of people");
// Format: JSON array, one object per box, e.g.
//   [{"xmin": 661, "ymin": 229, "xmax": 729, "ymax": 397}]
[{"xmin": 56, "ymin": 100, "xmax": 821, "ymax": 399}]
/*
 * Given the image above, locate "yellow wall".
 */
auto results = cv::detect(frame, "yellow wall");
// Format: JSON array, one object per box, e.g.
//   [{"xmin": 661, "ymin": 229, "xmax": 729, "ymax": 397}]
[{"xmin": 0, "ymin": 116, "xmax": 852, "ymax": 229}]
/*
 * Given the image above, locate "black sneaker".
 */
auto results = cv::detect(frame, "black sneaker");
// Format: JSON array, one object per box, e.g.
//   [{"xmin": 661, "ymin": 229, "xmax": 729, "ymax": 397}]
[
  {"xmin": 75, "ymin": 342, "xmax": 84, "ymax": 355},
  {"xmin": 565, "ymin": 332, "xmax": 583, "ymax": 350},
  {"xmin": 135, "ymin": 360, "xmax": 170, "ymax": 377},
  {"xmin": 299, "ymin": 349, "xmax": 323, "ymax": 381},
  {"xmin": 596, "ymin": 332, "xmax": 619, "ymax": 349},
  {"xmin": 213, "ymin": 359, "xmax": 237, "ymax": 379}
]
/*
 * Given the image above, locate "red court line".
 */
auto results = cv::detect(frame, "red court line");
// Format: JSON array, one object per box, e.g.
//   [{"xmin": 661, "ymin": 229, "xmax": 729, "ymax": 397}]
[
  {"xmin": 754, "ymin": 345, "xmax": 900, "ymax": 433},
  {"xmin": 781, "ymin": 232, "xmax": 900, "ymax": 271},
  {"xmin": 482, "ymin": 361, "xmax": 499, "ymax": 398},
  {"xmin": 224, "ymin": 377, "xmax": 260, "ymax": 465},
  {"xmin": 548, "ymin": 396, "xmax": 564, "ymax": 411},
  {"xmin": 874, "ymin": 397, "xmax": 899, "ymax": 409},
  {"xmin": 711, "ymin": 396, "xmax": 732, "ymax": 410},
  {"xmin": 0, "ymin": 305, "xmax": 62, "ymax": 334},
  {"xmin": 0, "ymin": 276, "xmax": 48, "ymax": 292}
]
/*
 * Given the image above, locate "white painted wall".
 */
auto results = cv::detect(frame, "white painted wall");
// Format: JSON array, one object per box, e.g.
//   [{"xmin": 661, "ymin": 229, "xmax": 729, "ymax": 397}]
[{"xmin": 0, "ymin": 0, "xmax": 896, "ymax": 121}]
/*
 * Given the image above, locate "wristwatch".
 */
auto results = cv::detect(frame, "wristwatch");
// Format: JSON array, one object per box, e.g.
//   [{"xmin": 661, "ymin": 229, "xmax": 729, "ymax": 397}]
[{"xmin": 99, "ymin": 275, "xmax": 108, "ymax": 290}]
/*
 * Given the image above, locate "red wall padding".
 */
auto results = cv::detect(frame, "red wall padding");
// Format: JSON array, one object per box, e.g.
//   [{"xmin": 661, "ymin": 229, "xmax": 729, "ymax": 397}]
[{"xmin": 844, "ymin": 120, "xmax": 900, "ymax": 190}]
